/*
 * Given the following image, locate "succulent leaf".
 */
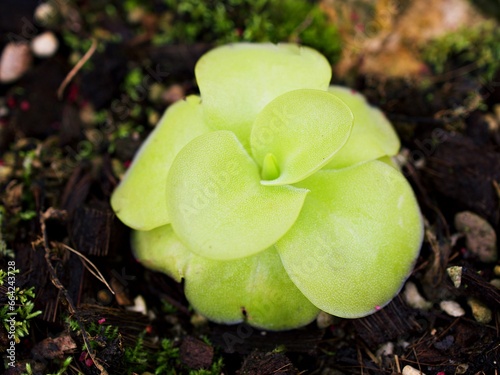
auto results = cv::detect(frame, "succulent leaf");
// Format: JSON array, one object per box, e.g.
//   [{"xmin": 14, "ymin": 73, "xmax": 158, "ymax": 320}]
[
  {"xmin": 185, "ymin": 245, "xmax": 320, "ymax": 330},
  {"xmin": 166, "ymin": 130, "xmax": 309, "ymax": 260},
  {"xmin": 251, "ymin": 89, "xmax": 353, "ymax": 185},
  {"xmin": 277, "ymin": 161, "xmax": 423, "ymax": 318},
  {"xmin": 323, "ymin": 86, "xmax": 400, "ymax": 169},
  {"xmin": 132, "ymin": 225, "xmax": 191, "ymax": 282},
  {"xmin": 111, "ymin": 96, "xmax": 209, "ymax": 231},
  {"xmin": 195, "ymin": 43, "xmax": 332, "ymax": 148}
]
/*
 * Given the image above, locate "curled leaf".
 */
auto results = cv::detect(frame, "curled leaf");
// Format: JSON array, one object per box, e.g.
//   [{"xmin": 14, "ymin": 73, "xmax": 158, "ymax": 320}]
[
  {"xmin": 251, "ymin": 89, "xmax": 353, "ymax": 185},
  {"xmin": 166, "ymin": 130, "xmax": 308, "ymax": 260}
]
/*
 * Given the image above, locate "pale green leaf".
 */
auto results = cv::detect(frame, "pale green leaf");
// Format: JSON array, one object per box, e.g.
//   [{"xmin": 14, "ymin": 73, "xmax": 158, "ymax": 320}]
[
  {"xmin": 251, "ymin": 89, "xmax": 353, "ymax": 185},
  {"xmin": 111, "ymin": 96, "xmax": 209, "ymax": 230},
  {"xmin": 195, "ymin": 43, "xmax": 332, "ymax": 148},
  {"xmin": 132, "ymin": 225, "xmax": 192, "ymax": 282},
  {"xmin": 185, "ymin": 246, "xmax": 320, "ymax": 330},
  {"xmin": 277, "ymin": 161, "xmax": 423, "ymax": 318},
  {"xmin": 166, "ymin": 130, "xmax": 308, "ymax": 260},
  {"xmin": 324, "ymin": 86, "xmax": 400, "ymax": 169},
  {"xmin": 132, "ymin": 226, "xmax": 319, "ymax": 330}
]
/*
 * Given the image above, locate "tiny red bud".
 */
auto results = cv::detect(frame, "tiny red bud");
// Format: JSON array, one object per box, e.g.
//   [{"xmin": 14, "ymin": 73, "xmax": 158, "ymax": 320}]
[{"xmin": 20, "ymin": 101, "xmax": 30, "ymax": 111}]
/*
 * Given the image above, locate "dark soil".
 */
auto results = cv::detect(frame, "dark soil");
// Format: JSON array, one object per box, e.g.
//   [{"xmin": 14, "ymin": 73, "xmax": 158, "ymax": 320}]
[{"xmin": 0, "ymin": 1, "xmax": 499, "ymax": 375}]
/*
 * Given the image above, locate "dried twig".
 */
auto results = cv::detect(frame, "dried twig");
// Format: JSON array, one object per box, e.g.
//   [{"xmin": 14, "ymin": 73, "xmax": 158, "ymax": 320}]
[
  {"xmin": 57, "ymin": 38, "xmax": 98, "ymax": 99},
  {"xmin": 40, "ymin": 207, "xmax": 109, "ymax": 375},
  {"xmin": 57, "ymin": 242, "xmax": 114, "ymax": 295}
]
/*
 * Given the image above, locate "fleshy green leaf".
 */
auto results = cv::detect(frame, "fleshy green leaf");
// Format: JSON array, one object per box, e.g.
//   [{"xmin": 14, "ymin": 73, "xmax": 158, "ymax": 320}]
[
  {"xmin": 251, "ymin": 89, "xmax": 353, "ymax": 185},
  {"xmin": 277, "ymin": 161, "xmax": 423, "ymax": 318},
  {"xmin": 132, "ymin": 225, "xmax": 191, "ymax": 282},
  {"xmin": 166, "ymin": 130, "xmax": 308, "ymax": 260},
  {"xmin": 195, "ymin": 43, "xmax": 332, "ymax": 148},
  {"xmin": 323, "ymin": 86, "xmax": 400, "ymax": 169},
  {"xmin": 111, "ymin": 96, "xmax": 209, "ymax": 231},
  {"xmin": 132, "ymin": 226, "xmax": 319, "ymax": 330},
  {"xmin": 185, "ymin": 246, "xmax": 320, "ymax": 330}
]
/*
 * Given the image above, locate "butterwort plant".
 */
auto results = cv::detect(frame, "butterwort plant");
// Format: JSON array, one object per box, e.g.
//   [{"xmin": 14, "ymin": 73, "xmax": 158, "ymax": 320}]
[{"xmin": 111, "ymin": 43, "xmax": 423, "ymax": 330}]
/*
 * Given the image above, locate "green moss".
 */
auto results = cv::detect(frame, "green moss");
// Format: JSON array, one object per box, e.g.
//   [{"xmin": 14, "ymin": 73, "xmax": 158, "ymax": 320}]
[
  {"xmin": 154, "ymin": 0, "xmax": 341, "ymax": 63},
  {"xmin": 0, "ymin": 281, "xmax": 42, "ymax": 344},
  {"xmin": 422, "ymin": 21, "xmax": 500, "ymax": 80}
]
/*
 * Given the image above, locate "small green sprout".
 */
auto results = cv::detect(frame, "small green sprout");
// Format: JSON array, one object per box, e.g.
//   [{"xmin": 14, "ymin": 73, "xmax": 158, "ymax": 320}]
[
  {"xmin": 1, "ymin": 282, "xmax": 42, "ymax": 343},
  {"xmin": 111, "ymin": 43, "xmax": 423, "ymax": 330}
]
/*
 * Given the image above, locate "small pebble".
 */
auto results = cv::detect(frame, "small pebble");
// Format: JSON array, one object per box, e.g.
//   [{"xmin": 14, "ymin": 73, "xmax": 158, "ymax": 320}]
[
  {"xmin": 376, "ymin": 342, "xmax": 394, "ymax": 358},
  {"xmin": 34, "ymin": 2, "xmax": 58, "ymax": 26},
  {"xmin": 454, "ymin": 211, "xmax": 497, "ymax": 263},
  {"xmin": 190, "ymin": 312, "xmax": 208, "ymax": 327},
  {"xmin": 439, "ymin": 300, "xmax": 465, "ymax": 317},
  {"xmin": 316, "ymin": 311, "xmax": 335, "ymax": 329},
  {"xmin": 490, "ymin": 279, "xmax": 500, "ymax": 289},
  {"xmin": 0, "ymin": 42, "xmax": 32, "ymax": 83},
  {"xmin": 484, "ymin": 113, "xmax": 498, "ymax": 133},
  {"xmin": 162, "ymin": 84, "xmax": 185, "ymax": 104},
  {"xmin": 402, "ymin": 365, "xmax": 426, "ymax": 375},
  {"xmin": 126, "ymin": 295, "xmax": 147, "ymax": 315},
  {"xmin": 404, "ymin": 281, "xmax": 433, "ymax": 310},
  {"xmin": 0, "ymin": 104, "xmax": 8, "ymax": 117},
  {"xmin": 446, "ymin": 266, "xmax": 463, "ymax": 288},
  {"xmin": 31, "ymin": 31, "xmax": 59, "ymax": 58},
  {"xmin": 434, "ymin": 334, "xmax": 454, "ymax": 351},
  {"xmin": 467, "ymin": 298, "xmax": 492, "ymax": 324},
  {"xmin": 455, "ymin": 363, "xmax": 469, "ymax": 374},
  {"xmin": 494, "ymin": 265, "xmax": 500, "ymax": 276},
  {"xmin": 97, "ymin": 289, "xmax": 113, "ymax": 305}
]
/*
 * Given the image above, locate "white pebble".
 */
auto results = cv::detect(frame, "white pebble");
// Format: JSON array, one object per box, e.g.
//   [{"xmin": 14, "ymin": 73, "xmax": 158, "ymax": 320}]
[
  {"xmin": 376, "ymin": 342, "xmax": 394, "ymax": 358},
  {"xmin": 34, "ymin": 2, "xmax": 58, "ymax": 26},
  {"xmin": 404, "ymin": 282, "xmax": 433, "ymax": 310},
  {"xmin": 440, "ymin": 300, "xmax": 465, "ymax": 317},
  {"xmin": 0, "ymin": 42, "xmax": 32, "ymax": 83},
  {"xmin": 402, "ymin": 365, "xmax": 426, "ymax": 375},
  {"xmin": 316, "ymin": 311, "xmax": 335, "ymax": 329},
  {"xmin": 126, "ymin": 295, "xmax": 147, "ymax": 315},
  {"xmin": 447, "ymin": 266, "xmax": 463, "ymax": 288},
  {"xmin": 31, "ymin": 31, "xmax": 59, "ymax": 58}
]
